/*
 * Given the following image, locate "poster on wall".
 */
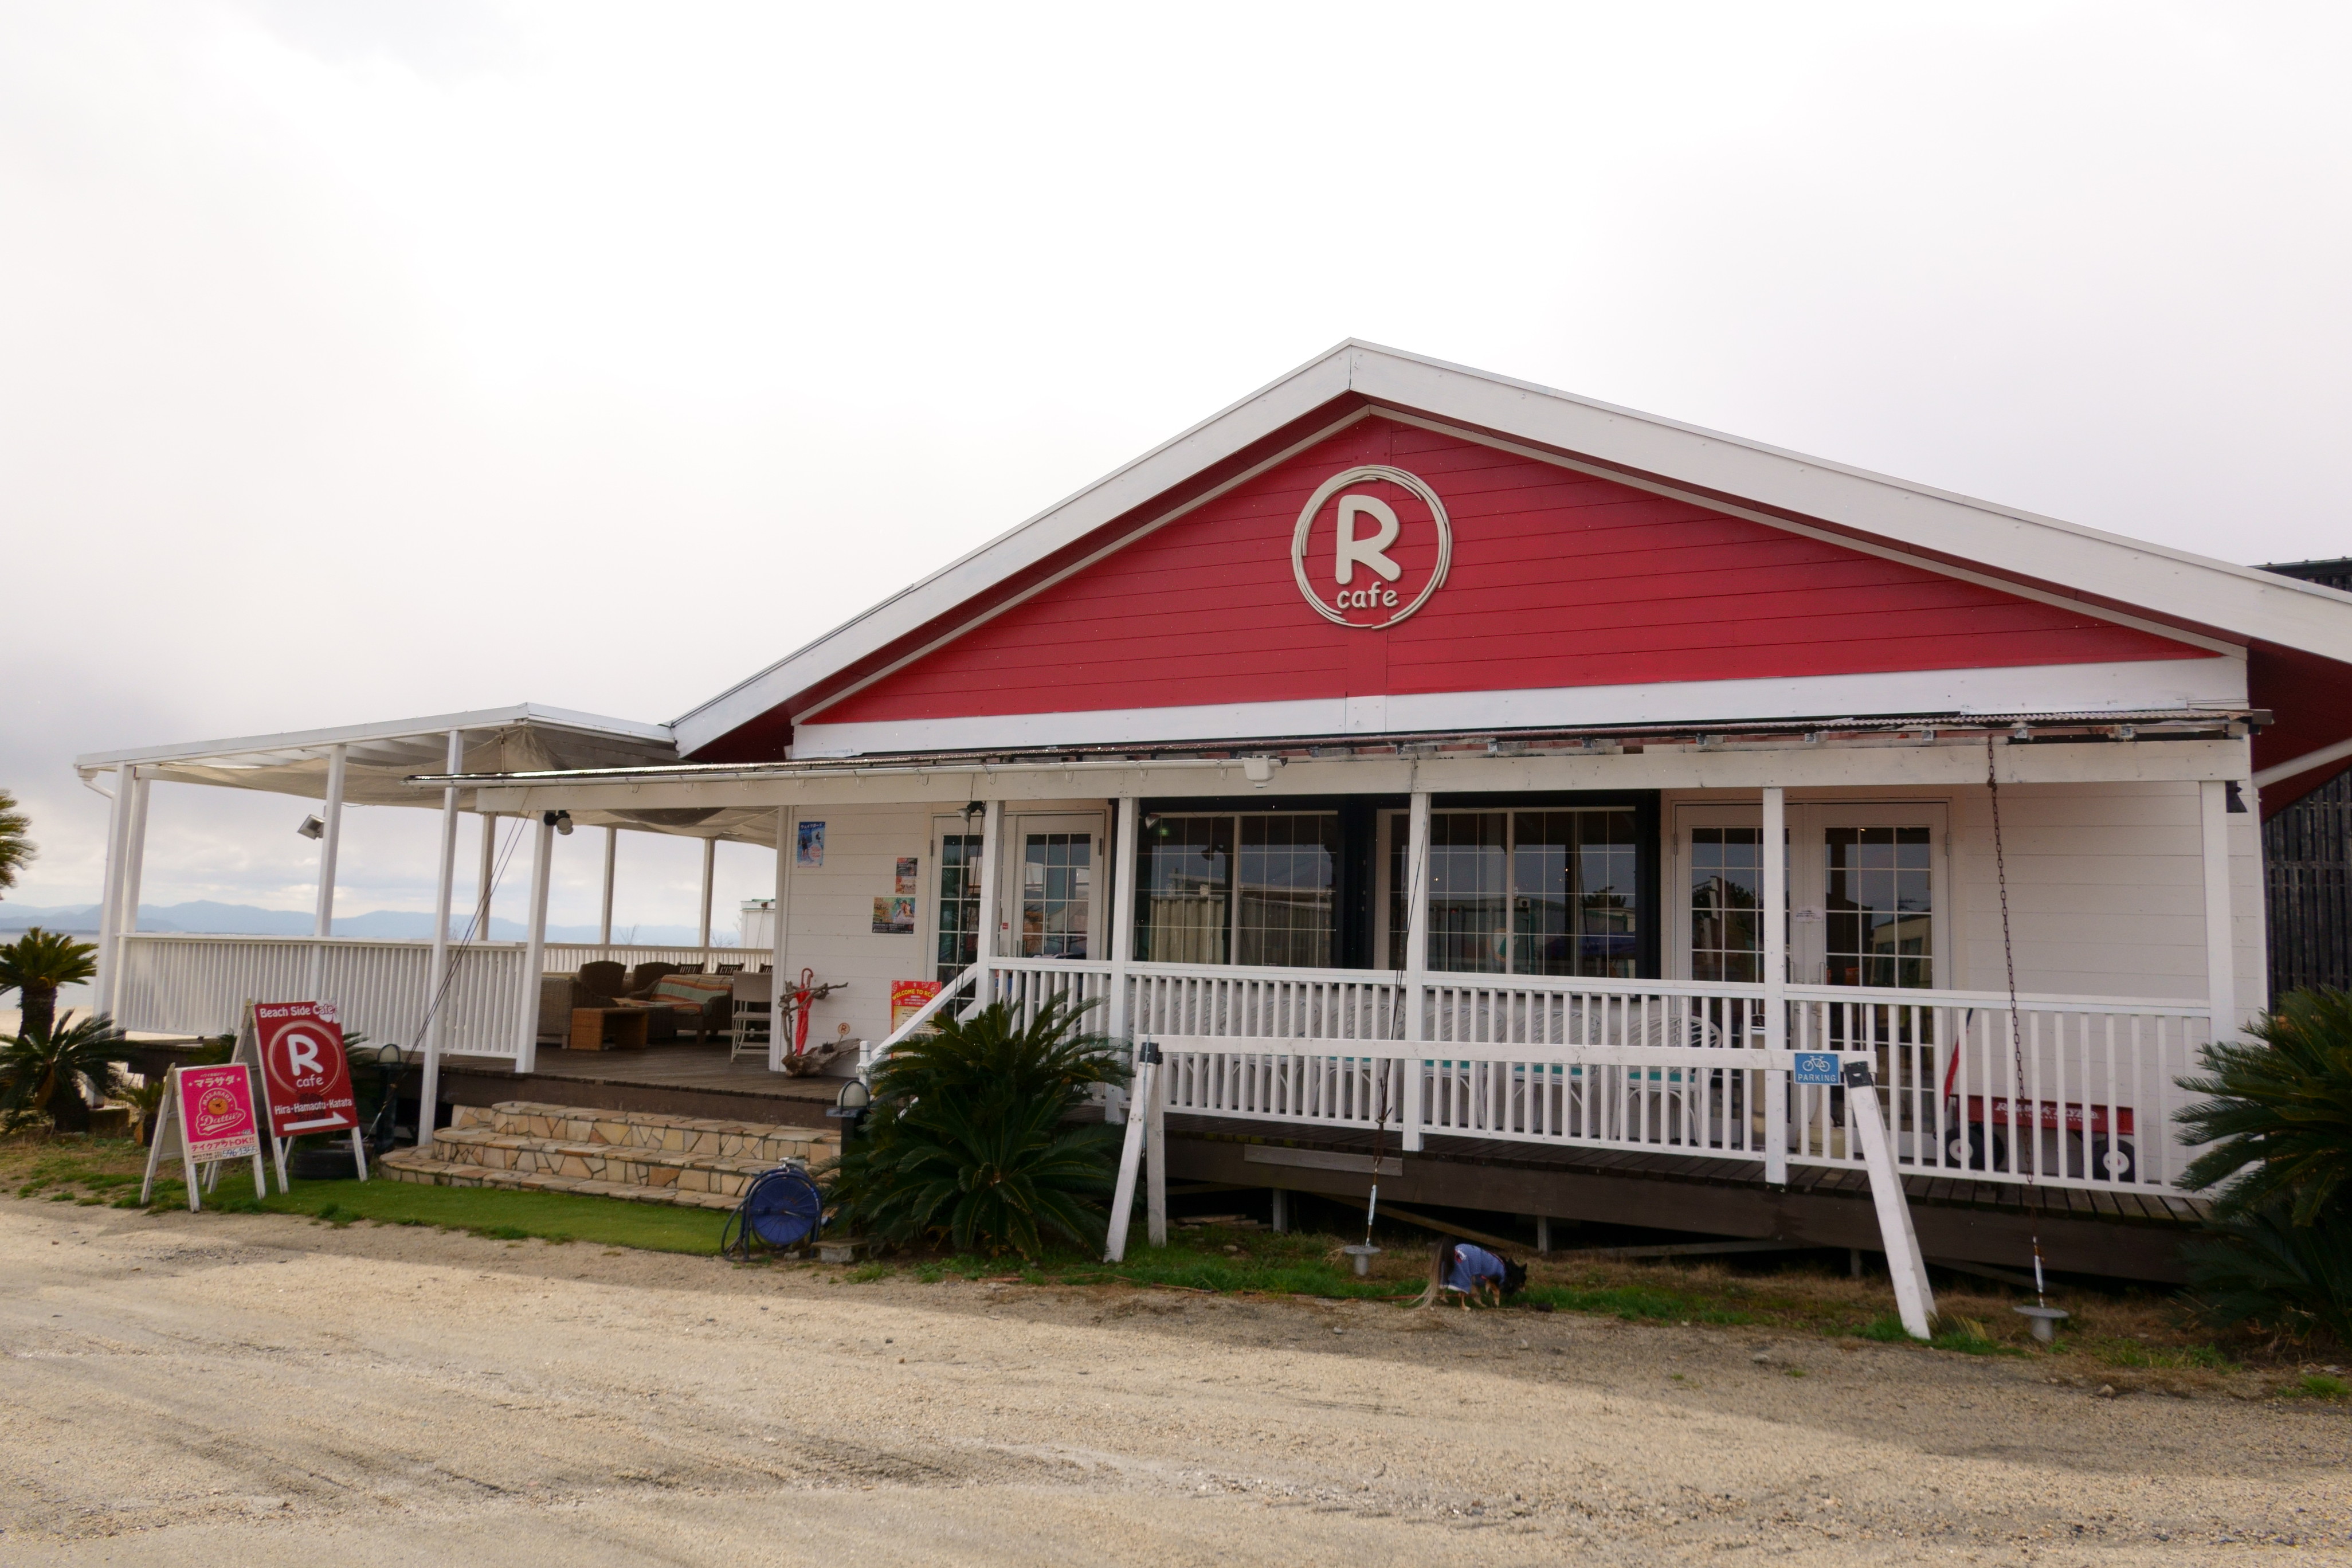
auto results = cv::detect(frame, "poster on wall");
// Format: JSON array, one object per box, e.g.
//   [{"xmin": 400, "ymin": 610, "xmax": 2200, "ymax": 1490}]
[
  {"xmin": 891, "ymin": 979, "xmax": 943, "ymax": 1032},
  {"xmin": 872, "ymin": 896, "xmax": 915, "ymax": 934},
  {"xmin": 895, "ymin": 856, "xmax": 919, "ymax": 894},
  {"xmin": 796, "ymin": 820, "xmax": 825, "ymax": 868}
]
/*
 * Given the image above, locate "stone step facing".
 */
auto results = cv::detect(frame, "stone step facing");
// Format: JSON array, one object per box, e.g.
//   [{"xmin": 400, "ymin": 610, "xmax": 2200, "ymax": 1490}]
[{"xmin": 378, "ymin": 1100, "xmax": 837, "ymax": 1212}]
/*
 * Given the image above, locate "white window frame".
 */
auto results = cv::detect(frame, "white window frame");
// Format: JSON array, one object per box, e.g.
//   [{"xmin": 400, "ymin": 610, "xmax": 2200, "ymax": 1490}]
[
  {"xmin": 1668, "ymin": 799, "xmax": 1951, "ymax": 987},
  {"xmin": 1131, "ymin": 810, "xmax": 1342, "ymax": 968},
  {"xmin": 1002, "ymin": 811, "xmax": 1106, "ymax": 962}
]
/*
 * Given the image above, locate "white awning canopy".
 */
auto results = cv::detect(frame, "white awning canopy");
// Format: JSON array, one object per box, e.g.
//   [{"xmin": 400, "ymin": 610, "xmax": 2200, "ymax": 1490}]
[{"xmin": 75, "ymin": 705, "xmax": 680, "ymax": 810}]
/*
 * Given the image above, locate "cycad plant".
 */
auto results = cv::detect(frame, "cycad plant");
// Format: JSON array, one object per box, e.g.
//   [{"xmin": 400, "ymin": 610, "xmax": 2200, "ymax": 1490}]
[
  {"xmin": 0, "ymin": 927, "xmax": 99, "ymax": 1041},
  {"xmin": 2175, "ymin": 987, "xmax": 2352, "ymax": 1223},
  {"xmin": 2181, "ymin": 1199, "xmax": 2352, "ymax": 1346},
  {"xmin": 821, "ymin": 994, "xmax": 1126, "ymax": 1259},
  {"xmin": 1, "ymin": 1013, "xmax": 128, "ymax": 1134}
]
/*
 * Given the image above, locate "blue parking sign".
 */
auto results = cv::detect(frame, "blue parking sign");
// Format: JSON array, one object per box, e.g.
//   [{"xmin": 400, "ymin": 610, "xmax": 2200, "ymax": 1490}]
[{"xmin": 1792, "ymin": 1052, "xmax": 1841, "ymax": 1085}]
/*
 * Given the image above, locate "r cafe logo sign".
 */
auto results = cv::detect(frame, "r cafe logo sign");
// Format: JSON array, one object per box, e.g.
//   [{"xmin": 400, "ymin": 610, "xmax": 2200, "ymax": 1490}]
[{"xmin": 1288, "ymin": 465, "xmax": 1453, "ymax": 629}]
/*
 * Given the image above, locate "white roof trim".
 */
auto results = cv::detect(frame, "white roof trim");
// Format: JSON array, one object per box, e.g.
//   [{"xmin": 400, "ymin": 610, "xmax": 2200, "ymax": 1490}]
[
  {"xmin": 76, "ymin": 703, "xmax": 675, "ymax": 774},
  {"xmin": 670, "ymin": 340, "xmax": 2352, "ymax": 755}
]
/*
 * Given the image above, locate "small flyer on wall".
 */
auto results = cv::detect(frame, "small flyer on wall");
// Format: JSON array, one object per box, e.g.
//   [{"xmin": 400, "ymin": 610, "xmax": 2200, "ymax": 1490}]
[
  {"xmin": 895, "ymin": 856, "xmax": 918, "ymax": 894},
  {"xmin": 872, "ymin": 896, "xmax": 915, "ymax": 934},
  {"xmin": 796, "ymin": 820, "xmax": 825, "ymax": 868}
]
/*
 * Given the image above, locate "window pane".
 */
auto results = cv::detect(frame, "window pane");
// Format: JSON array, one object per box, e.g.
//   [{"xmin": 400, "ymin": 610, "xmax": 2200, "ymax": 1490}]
[
  {"xmin": 1135, "ymin": 816, "xmax": 1230, "ymax": 965},
  {"xmin": 935, "ymin": 833, "xmax": 982, "ymax": 982},
  {"xmin": 1825, "ymin": 825, "xmax": 1931, "ymax": 988},
  {"xmin": 1236, "ymin": 815, "xmax": 1338, "ymax": 967},
  {"xmin": 1428, "ymin": 812, "xmax": 1508, "ymax": 973},
  {"xmin": 1513, "ymin": 810, "xmax": 1638, "ymax": 977},
  {"xmin": 1020, "ymin": 832, "xmax": 1091, "ymax": 959},
  {"xmin": 1690, "ymin": 825, "xmax": 1762, "ymax": 983}
]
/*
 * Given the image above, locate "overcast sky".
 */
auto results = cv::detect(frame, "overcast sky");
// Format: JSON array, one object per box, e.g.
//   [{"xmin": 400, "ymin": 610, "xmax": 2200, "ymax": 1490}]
[{"xmin": 4, "ymin": 1, "xmax": 2347, "ymax": 932}]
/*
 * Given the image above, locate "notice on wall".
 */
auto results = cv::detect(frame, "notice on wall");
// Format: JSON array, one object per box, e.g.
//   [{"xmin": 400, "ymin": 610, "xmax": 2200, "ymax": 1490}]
[
  {"xmin": 891, "ymin": 979, "xmax": 943, "ymax": 1032},
  {"xmin": 895, "ymin": 856, "xmax": 919, "ymax": 894},
  {"xmin": 178, "ymin": 1064, "xmax": 261, "ymax": 1163},
  {"xmin": 872, "ymin": 896, "xmax": 915, "ymax": 934},
  {"xmin": 796, "ymin": 820, "xmax": 825, "ymax": 868},
  {"xmin": 254, "ymin": 999, "xmax": 359, "ymax": 1136}
]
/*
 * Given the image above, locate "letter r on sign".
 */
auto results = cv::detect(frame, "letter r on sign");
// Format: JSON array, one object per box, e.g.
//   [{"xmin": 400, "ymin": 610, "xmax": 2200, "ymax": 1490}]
[{"xmin": 1332, "ymin": 495, "xmax": 1402, "ymax": 586}]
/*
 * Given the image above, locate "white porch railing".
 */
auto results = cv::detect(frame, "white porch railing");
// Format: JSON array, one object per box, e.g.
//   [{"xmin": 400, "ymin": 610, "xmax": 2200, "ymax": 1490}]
[
  {"xmin": 113, "ymin": 933, "xmax": 531, "ymax": 1060},
  {"xmin": 111, "ymin": 935, "xmax": 756, "ymax": 1065},
  {"xmin": 971, "ymin": 956, "xmax": 2212, "ymax": 1198}
]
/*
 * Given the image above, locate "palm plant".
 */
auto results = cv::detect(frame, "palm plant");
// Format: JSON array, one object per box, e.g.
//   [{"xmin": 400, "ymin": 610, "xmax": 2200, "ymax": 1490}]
[
  {"xmin": 0, "ymin": 789, "xmax": 30, "ymax": 896},
  {"xmin": 0, "ymin": 927, "xmax": 98, "ymax": 1041},
  {"xmin": 2182, "ymin": 1198, "xmax": 2352, "ymax": 1346},
  {"xmin": 822, "ymin": 994, "xmax": 1127, "ymax": 1258},
  {"xmin": 2175, "ymin": 987, "xmax": 2352, "ymax": 1224},
  {"xmin": 1, "ymin": 1013, "xmax": 128, "ymax": 1134}
]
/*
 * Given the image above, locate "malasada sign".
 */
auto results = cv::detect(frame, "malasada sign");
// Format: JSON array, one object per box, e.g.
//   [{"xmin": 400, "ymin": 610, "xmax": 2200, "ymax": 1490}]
[{"xmin": 1290, "ymin": 464, "xmax": 1453, "ymax": 629}]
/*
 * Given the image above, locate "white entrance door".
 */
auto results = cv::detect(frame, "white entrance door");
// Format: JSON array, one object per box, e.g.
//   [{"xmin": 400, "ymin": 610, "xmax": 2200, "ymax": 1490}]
[
  {"xmin": 1006, "ymin": 813, "xmax": 1104, "ymax": 961},
  {"xmin": 1673, "ymin": 802, "xmax": 1950, "ymax": 988}
]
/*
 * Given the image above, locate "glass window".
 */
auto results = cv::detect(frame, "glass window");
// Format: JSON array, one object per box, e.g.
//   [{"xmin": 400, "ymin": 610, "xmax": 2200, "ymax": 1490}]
[
  {"xmin": 935, "ymin": 832, "xmax": 983, "ymax": 982},
  {"xmin": 1689, "ymin": 826, "xmax": 1763, "ymax": 983},
  {"xmin": 1135, "ymin": 813, "xmax": 1336, "ymax": 966},
  {"xmin": 1390, "ymin": 809, "xmax": 1642, "ymax": 977},
  {"xmin": 1825, "ymin": 825, "xmax": 1932, "ymax": 988},
  {"xmin": 1020, "ymin": 832, "xmax": 1091, "ymax": 959},
  {"xmin": 1236, "ymin": 815, "xmax": 1338, "ymax": 967},
  {"xmin": 1136, "ymin": 815, "xmax": 1231, "ymax": 964}
]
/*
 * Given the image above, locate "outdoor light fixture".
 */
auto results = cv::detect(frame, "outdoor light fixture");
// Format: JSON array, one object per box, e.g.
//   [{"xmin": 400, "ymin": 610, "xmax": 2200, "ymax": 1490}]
[
  {"xmin": 962, "ymin": 800, "xmax": 983, "ymax": 821},
  {"xmin": 543, "ymin": 810, "xmax": 574, "ymax": 836},
  {"xmin": 295, "ymin": 815, "xmax": 325, "ymax": 840},
  {"xmin": 827, "ymin": 1077, "xmax": 872, "ymax": 1133}
]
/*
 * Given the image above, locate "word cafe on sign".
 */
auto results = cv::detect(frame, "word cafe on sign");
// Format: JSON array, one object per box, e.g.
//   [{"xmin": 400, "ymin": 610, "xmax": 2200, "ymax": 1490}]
[{"xmin": 80, "ymin": 341, "xmax": 2352, "ymax": 1281}]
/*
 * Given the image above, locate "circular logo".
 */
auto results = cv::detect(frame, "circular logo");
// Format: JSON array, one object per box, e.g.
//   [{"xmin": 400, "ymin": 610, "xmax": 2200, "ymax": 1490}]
[{"xmin": 1289, "ymin": 464, "xmax": 1452, "ymax": 629}]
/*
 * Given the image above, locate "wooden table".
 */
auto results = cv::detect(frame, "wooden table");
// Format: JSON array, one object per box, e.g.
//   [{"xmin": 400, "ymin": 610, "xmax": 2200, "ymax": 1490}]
[{"xmin": 569, "ymin": 1006, "xmax": 650, "ymax": 1052}]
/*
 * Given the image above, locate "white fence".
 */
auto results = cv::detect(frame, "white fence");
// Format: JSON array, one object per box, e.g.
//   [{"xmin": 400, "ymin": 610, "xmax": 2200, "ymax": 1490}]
[
  {"xmin": 111, "ymin": 935, "xmax": 756, "ymax": 1064},
  {"xmin": 963, "ymin": 957, "xmax": 2211, "ymax": 1198}
]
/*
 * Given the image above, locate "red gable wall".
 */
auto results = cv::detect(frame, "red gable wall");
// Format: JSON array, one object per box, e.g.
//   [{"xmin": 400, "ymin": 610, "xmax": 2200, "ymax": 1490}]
[{"xmin": 814, "ymin": 418, "xmax": 2209, "ymax": 727}]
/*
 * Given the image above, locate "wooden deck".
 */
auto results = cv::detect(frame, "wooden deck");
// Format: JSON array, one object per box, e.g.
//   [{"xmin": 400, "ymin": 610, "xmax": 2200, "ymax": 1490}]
[
  {"xmin": 440, "ymin": 1045, "xmax": 848, "ymax": 1129},
  {"xmin": 424, "ymin": 1048, "xmax": 2204, "ymax": 1283},
  {"xmin": 1164, "ymin": 1112, "xmax": 2206, "ymax": 1284}
]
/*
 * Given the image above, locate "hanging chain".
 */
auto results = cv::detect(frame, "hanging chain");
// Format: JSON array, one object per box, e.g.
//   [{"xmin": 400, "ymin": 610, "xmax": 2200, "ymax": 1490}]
[{"xmin": 1988, "ymin": 732, "xmax": 2051, "ymax": 1304}]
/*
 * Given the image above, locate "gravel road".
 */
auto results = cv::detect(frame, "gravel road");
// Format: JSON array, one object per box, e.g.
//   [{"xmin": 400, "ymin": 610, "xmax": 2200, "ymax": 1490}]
[{"xmin": 3, "ymin": 1200, "xmax": 2346, "ymax": 1565}]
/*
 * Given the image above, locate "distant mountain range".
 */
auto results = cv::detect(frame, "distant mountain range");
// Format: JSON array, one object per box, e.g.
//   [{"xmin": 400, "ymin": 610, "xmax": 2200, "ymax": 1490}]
[{"xmin": 0, "ymin": 900, "xmax": 735, "ymax": 947}]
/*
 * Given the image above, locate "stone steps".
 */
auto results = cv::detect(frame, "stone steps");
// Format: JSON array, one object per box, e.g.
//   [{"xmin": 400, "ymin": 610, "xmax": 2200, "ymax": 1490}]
[{"xmin": 378, "ymin": 1100, "xmax": 837, "ymax": 1212}]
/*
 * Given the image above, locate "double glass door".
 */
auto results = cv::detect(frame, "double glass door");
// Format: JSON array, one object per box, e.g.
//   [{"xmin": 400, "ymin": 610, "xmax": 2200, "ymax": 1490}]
[
  {"xmin": 936, "ymin": 813, "xmax": 1103, "ymax": 971},
  {"xmin": 1676, "ymin": 802, "xmax": 1947, "ymax": 989}
]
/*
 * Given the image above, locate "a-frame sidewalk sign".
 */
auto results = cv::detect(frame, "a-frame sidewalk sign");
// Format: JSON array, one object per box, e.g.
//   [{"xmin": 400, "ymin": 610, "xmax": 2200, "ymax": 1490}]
[
  {"xmin": 138, "ymin": 1056, "xmax": 269, "ymax": 1212},
  {"xmin": 232, "ymin": 999, "xmax": 370, "ymax": 1193}
]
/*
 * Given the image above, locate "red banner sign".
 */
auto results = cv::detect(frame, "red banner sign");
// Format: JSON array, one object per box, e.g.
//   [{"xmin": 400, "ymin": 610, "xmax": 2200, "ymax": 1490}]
[
  {"xmin": 254, "ymin": 1000, "xmax": 359, "ymax": 1136},
  {"xmin": 177, "ymin": 1064, "xmax": 261, "ymax": 1162}
]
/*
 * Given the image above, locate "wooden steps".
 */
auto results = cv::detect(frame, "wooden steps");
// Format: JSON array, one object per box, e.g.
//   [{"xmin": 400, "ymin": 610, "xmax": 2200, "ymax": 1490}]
[{"xmin": 378, "ymin": 1100, "xmax": 838, "ymax": 1212}]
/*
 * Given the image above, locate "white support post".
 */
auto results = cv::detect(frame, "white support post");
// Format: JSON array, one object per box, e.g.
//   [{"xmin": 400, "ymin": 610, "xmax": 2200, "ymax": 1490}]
[
  {"xmin": 1107, "ymin": 795, "xmax": 1140, "ymax": 1123},
  {"xmin": 974, "ymin": 799, "xmax": 1003, "ymax": 1007},
  {"xmin": 515, "ymin": 811, "xmax": 554, "ymax": 1076},
  {"xmin": 418, "ymin": 730, "xmax": 464, "ymax": 1142},
  {"xmin": 2200, "ymin": 778, "xmax": 2237, "ymax": 1042},
  {"xmin": 1146, "ymin": 1048, "xmax": 1169, "ymax": 1248},
  {"xmin": 697, "ymin": 836, "xmax": 717, "ymax": 951},
  {"xmin": 1535, "ymin": 1215, "xmax": 1551, "ymax": 1255},
  {"xmin": 1401, "ymin": 790, "xmax": 1432, "ymax": 1152},
  {"xmin": 1762, "ymin": 786, "xmax": 1789, "ymax": 1186},
  {"xmin": 1104, "ymin": 1044, "xmax": 1158, "ymax": 1262},
  {"xmin": 475, "ymin": 812, "xmax": 497, "ymax": 938},
  {"xmin": 769, "ymin": 809, "xmax": 790, "ymax": 1071},
  {"xmin": 108, "ymin": 770, "xmax": 151, "ymax": 1020},
  {"xmin": 307, "ymin": 744, "xmax": 347, "ymax": 999},
  {"xmin": 92, "ymin": 770, "xmax": 132, "ymax": 1020},
  {"xmin": 598, "ymin": 826, "xmax": 617, "ymax": 948},
  {"xmin": 1845, "ymin": 1061, "xmax": 1937, "ymax": 1339},
  {"xmin": 1271, "ymin": 1188, "xmax": 1288, "ymax": 1233}
]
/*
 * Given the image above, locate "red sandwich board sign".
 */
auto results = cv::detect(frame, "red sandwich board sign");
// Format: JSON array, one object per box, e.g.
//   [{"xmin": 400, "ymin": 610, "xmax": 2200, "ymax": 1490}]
[
  {"xmin": 139, "ymin": 1061, "xmax": 269, "ymax": 1212},
  {"xmin": 241, "ymin": 999, "xmax": 371, "ymax": 1191}
]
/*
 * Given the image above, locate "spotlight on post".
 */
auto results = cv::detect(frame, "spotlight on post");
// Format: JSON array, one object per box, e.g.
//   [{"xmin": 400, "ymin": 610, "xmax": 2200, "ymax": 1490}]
[
  {"xmin": 543, "ymin": 810, "xmax": 574, "ymax": 836},
  {"xmin": 295, "ymin": 815, "xmax": 325, "ymax": 841},
  {"xmin": 827, "ymin": 1076, "xmax": 872, "ymax": 1134}
]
